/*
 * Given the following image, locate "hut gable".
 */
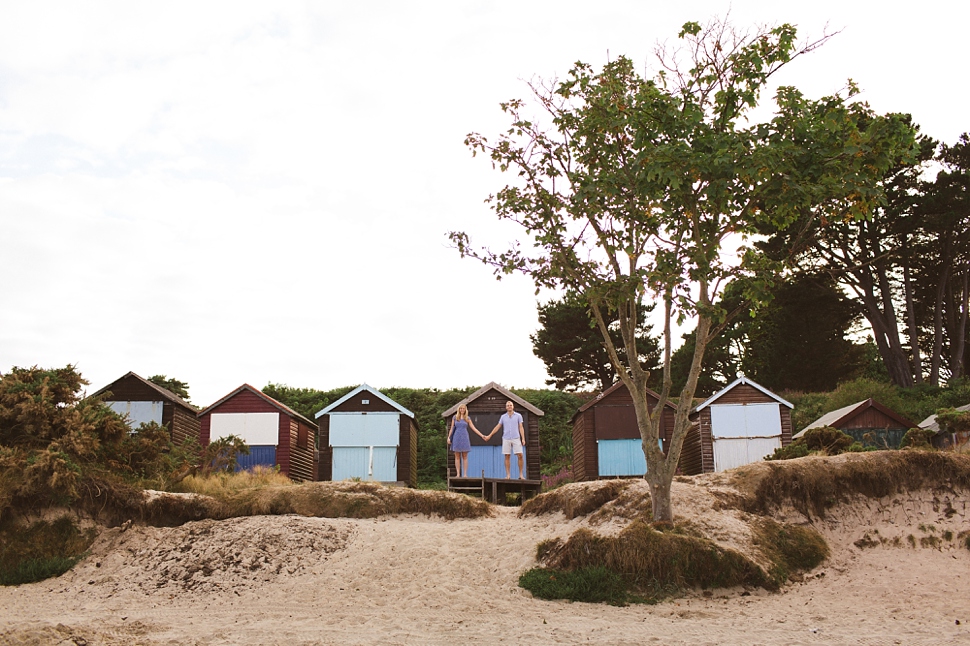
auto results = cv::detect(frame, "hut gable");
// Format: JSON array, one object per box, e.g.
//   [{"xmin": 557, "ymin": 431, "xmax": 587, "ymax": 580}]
[
  {"xmin": 681, "ymin": 375, "xmax": 792, "ymax": 475},
  {"xmin": 441, "ymin": 382, "xmax": 543, "ymax": 480},
  {"xmin": 314, "ymin": 384, "xmax": 417, "ymax": 487},
  {"xmin": 794, "ymin": 398, "xmax": 917, "ymax": 448},
  {"xmin": 571, "ymin": 381, "xmax": 676, "ymax": 481},
  {"xmin": 198, "ymin": 384, "xmax": 318, "ymax": 482},
  {"xmin": 91, "ymin": 371, "xmax": 200, "ymax": 446}
]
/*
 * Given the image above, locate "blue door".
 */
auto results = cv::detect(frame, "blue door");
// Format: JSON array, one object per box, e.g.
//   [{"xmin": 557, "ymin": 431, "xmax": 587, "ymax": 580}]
[{"xmin": 467, "ymin": 445, "xmax": 527, "ymax": 479}]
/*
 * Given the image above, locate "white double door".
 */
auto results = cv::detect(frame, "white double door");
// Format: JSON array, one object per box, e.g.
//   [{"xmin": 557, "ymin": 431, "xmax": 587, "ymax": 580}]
[{"xmin": 710, "ymin": 403, "xmax": 782, "ymax": 472}]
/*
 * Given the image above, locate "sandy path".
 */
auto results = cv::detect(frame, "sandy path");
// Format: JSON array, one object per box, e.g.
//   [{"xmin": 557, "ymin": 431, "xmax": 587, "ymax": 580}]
[{"xmin": 1, "ymin": 486, "xmax": 969, "ymax": 645}]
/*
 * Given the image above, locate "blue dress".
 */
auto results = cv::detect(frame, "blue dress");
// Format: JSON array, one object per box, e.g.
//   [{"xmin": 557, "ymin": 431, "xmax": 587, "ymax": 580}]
[{"xmin": 451, "ymin": 418, "xmax": 472, "ymax": 452}]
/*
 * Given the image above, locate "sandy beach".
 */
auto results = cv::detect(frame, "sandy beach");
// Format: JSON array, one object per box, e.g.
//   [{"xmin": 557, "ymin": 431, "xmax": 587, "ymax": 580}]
[{"xmin": 1, "ymin": 471, "xmax": 968, "ymax": 646}]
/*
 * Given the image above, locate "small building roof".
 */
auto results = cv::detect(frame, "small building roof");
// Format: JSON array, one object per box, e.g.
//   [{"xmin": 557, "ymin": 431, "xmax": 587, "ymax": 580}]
[
  {"xmin": 693, "ymin": 375, "xmax": 793, "ymax": 413},
  {"xmin": 90, "ymin": 371, "xmax": 198, "ymax": 412},
  {"xmin": 198, "ymin": 384, "xmax": 317, "ymax": 428},
  {"xmin": 571, "ymin": 380, "xmax": 676, "ymax": 420},
  {"xmin": 314, "ymin": 383, "xmax": 414, "ymax": 419},
  {"xmin": 918, "ymin": 403, "xmax": 970, "ymax": 434},
  {"xmin": 793, "ymin": 398, "xmax": 916, "ymax": 439},
  {"xmin": 441, "ymin": 381, "xmax": 544, "ymax": 418}
]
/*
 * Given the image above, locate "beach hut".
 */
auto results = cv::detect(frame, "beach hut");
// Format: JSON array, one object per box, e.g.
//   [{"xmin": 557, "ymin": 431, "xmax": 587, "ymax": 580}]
[
  {"xmin": 794, "ymin": 398, "xmax": 917, "ymax": 449},
  {"xmin": 314, "ymin": 384, "xmax": 417, "ymax": 487},
  {"xmin": 441, "ymin": 382, "xmax": 543, "ymax": 480},
  {"xmin": 919, "ymin": 403, "xmax": 970, "ymax": 449},
  {"xmin": 680, "ymin": 376, "xmax": 793, "ymax": 475},
  {"xmin": 198, "ymin": 384, "xmax": 318, "ymax": 482},
  {"xmin": 571, "ymin": 381, "xmax": 675, "ymax": 480},
  {"xmin": 92, "ymin": 371, "xmax": 200, "ymax": 445}
]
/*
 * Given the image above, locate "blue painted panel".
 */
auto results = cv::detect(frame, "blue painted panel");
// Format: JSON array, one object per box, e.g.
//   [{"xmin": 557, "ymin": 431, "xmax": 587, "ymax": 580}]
[
  {"xmin": 597, "ymin": 439, "xmax": 658, "ymax": 476},
  {"xmin": 371, "ymin": 447, "xmax": 398, "ymax": 481},
  {"xmin": 466, "ymin": 445, "xmax": 528, "ymax": 479},
  {"xmin": 329, "ymin": 414, "xmax": 400, "ymax": 447},
  {"xmin": 236, "ymin": 445, "xmax": 276, "ymax": 472},
  {"xmin": 332, "ymin": 447, "xmax": 370, "ymax": 480}
]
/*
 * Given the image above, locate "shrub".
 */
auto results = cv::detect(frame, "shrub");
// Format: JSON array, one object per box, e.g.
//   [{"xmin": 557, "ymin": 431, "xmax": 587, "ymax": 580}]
[
  {"xmin": 899, "ymin": 427, "xmax": 935, "ymax": 449},
  {"xmin": 766, "ymin": 426, "xmax": 854, "ymax": 461},
  {"xmin": 519, "ymin": 566, "xmax": 633, "ymax": 605}
]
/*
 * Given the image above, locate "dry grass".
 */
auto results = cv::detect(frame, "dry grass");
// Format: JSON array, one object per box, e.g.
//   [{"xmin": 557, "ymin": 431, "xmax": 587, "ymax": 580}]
[
  {"xmin": 731, "ymin": 450, "xmax": 970, "ymax": 519},
  {"xmin": 519, "ymin": 480, "xmax": 632, "ymax": 519},
  {"xmin": 173, "ymin": 466, "xmax": 295, "ymax": 497}
]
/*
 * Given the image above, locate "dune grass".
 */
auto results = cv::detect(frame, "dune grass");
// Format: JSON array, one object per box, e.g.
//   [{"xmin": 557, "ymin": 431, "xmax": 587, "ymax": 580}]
[
  {"xmin": 0, "ymin": 515, "xmax": 97, "ymax": 586},
  {"xmin": 519, "ymin": 480, "xmax": 632, "ymax": 519},
  {"xmin": 735, "ymin": 450, "xmax": 970, "ymax": 518}
]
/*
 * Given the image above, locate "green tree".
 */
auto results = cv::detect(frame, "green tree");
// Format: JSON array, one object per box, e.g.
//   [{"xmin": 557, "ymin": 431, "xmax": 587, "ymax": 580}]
[
  {"xmin": 147, "ymin": 375, "xmax": 191, "ymax": 402},
  {"xmin": 531, "ymin": 293, "xmax": 661, "ymax": 391},
  {"xmin": 453, "ymin": 19, "xmax": 916, "ymax": 520}
]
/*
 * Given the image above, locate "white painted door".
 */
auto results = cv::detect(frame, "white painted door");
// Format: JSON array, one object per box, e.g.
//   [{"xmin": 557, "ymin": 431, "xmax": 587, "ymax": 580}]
[{"xmin": 711, "ymin": 403, "xmax": 782, "ymax": 472}]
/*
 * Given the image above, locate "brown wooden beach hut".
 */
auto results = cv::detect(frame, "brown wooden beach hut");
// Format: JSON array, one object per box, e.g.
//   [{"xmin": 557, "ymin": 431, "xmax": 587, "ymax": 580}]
[
  {"xmin": 91, "ymin": 371, "xmax": 200, "ymax": 445},
  {"xmin": 571, "ymin": 381, "xmax": 676, "ymax": 481},
  {"xmin": 680, "ymin": 376, "xmax": 793, "ymax": 475},
  {"xmin": 198, "ymin": 384, "xmax": 318, "ymax": 482},
  {"xmin": 794, "ymin": 398, "xmax": 917, "ymax": 449},
  {"xmin": 314, "ymin": 384, "xmax": 418, "ymax": 487},
  {"xmin": 441, "ymin": 382, "xmax": 543, "ymax": 480}
]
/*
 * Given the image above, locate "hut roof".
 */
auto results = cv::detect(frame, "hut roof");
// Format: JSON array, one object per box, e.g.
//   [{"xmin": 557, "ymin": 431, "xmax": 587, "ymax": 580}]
[
  {"xmin": 441, "ymin": 381, "xmax": 544, "ymax": 418},
  {"xmin": 693, "ymin": 375, "xmax": 793, "ymax": 413},
  {"xmin": 90, "ymin": 371, "xmax": 198, "ymax": 413},
  {"xmin": 314, "ymin": 383, "xmax": 414, "ymax": 419},
  {"xmin": 571, "ymin": 380, "xmax": 676, "ymax": 421},
  {"xmin": 793, "ymin": 398, "xmax": 916, "ymax": 439},
  {"xmin": 198, "ymin": 384, "xmax": 317, "ymax": 429},
  {"xmin": 918, "ymin": 402, "xmax": 970, "ymax": 434}
]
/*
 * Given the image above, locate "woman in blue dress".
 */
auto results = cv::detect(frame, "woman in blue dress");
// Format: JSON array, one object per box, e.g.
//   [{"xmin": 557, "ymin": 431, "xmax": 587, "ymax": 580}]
[{"xmin": 447, "ymin": 404, "xmax": 485, "ymax": 477}]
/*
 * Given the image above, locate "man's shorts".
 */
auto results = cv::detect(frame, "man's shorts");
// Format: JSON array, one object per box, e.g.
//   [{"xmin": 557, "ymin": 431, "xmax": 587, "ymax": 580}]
[{"xmin": 502, "ymin": 438, "xmax": 523, "ymax": 455}]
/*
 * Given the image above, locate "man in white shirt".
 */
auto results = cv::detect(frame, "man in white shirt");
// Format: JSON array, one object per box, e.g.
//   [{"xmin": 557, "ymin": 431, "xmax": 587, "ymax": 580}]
[{"xmin": 486, "ymin": 400, "xmax": 526, "ymax": 479}]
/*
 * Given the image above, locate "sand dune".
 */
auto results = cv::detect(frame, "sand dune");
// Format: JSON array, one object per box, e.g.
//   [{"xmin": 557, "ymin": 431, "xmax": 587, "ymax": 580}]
[{"xmin": 1, "ymin": 471, "xmax": 969, "ymax": 645}]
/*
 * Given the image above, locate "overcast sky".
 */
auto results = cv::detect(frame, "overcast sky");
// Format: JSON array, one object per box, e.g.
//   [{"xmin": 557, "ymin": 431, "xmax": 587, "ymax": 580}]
[{"xmin": 1, "ymin": 1, "xmax": 966, "ymax": 406}]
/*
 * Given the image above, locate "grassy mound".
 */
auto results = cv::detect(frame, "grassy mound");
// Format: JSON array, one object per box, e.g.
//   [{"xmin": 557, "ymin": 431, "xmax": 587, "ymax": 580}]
[
  {"xmin": 736, "ymin": 450, "xmax": 970, "ymax": 518},
  {"xmin": 521, "ymin": 519, "xmax": 827, "ymax": 604},
  {"xmin": 519, "ymin": 480, "xmax": 632, "ymax": 519}
]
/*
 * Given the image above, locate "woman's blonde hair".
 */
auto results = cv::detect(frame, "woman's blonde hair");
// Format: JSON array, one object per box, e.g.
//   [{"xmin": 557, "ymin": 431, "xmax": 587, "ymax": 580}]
[{"xmin": 456, "ymin": 404, "xmax": 469, "ymax": 421}]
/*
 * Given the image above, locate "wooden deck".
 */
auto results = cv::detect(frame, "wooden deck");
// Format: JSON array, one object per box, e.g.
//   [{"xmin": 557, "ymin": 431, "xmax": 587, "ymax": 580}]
[{"xmin": 447, "ymin": 475, "xmax": 542, "ymax": 505}]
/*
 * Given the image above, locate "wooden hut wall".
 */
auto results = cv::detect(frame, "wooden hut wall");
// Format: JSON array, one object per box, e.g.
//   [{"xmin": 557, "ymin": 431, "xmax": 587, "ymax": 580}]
[
  {"xmin": 283, "ymin": 417, "xmax": 317, "ymax": 482},
  {"xmin": 838, "ymin": 408, "xmax": 910, "ymax": 448},
  {"xmin": 398, "ymin": 415, "xmax": 418, "ymax": 487},
  {"xmin": 317, "ymin": 414, "xmax": 332, "ymax": 481},
  {"xmin": 574, "ymin": 385, "xmax": 676, "ymax": 480},
  {"xmin": 572, "ymin": 409, "xmax": 596, "ymax": 481},
  {"xmin": 684, "ymin": 383, "xmax": 792, "ymax": 475},
  {"xmin": 318, "ymin": 388, "xmax": 416, "ymax": 485},
  {"xmin": 102, "ymin": 375, "xmax": 200, "ymax": 444}
]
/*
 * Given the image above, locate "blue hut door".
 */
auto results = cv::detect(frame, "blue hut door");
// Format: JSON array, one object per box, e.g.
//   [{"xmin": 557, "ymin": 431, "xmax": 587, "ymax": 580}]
[
  {"xmin": 329, "ymin": 413, "xmax": 399, "ymax": 481},
  {"xmin": 464, "ymin": 411, "xmax": 527, "ymax": 479}
]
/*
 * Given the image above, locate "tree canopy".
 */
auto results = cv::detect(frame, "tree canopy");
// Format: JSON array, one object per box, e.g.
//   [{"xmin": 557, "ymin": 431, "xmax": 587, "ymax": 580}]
[
  {"xmin": 531, "ymin": 293, "xmax": 660, "ymax": 392},
  {"xmin": 453, "ymin": 18, "xmax": 917, "ymax": 520}
]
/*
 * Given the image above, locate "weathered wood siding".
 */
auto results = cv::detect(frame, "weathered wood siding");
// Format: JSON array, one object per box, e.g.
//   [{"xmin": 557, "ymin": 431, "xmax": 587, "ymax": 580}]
[
  {"xmin": 100, "ymin": 374, "xmax": 200, "ymax": 445},
  {"xmin": 451, "ymin": 388, "xmax": 541, "ymax": 479},
  {"xmin": 573, "ymin": 384, "xmax": 676, "ymax": 480},
  {"xmin": 200, "ymin": 388, "xmax": 317, "ymax": 482},
  {"xmin": 398, "ymin": 416, "xmax": 418, "ymax": 487},
  {"xmin": 317, "ymin": 415, "xmax": 332, "ymax": 481}
]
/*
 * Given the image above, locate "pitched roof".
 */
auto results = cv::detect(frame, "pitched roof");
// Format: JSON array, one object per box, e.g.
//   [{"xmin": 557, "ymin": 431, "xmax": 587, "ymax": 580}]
[
  {"xmin": 693, "ymin": 375, "xmax": 793, "ymax": 413},
  {"xmin": 793, "ymin": 398, "xmax": 916, "ymax": 439},
  {"xmin": 918, "ymin": 403, "xmax": 970, "ymax": 433},
  {"xmin": 574, "ymin": 380, "xmax": 676, "ymax": 416},
  {"xmin": 314, "ymin": 383, "xmax": 414, "ymax": 418},
  {"xmin": 198, "ymin": 384, "xmax": 317, "ymax": 428},
  {"xmin": 441, "ymin": 381, "xmax": 544, "ymax": 418},
  {"xmin": 90, "ymin": 371, "xmax": 198, "ymax": 412}
]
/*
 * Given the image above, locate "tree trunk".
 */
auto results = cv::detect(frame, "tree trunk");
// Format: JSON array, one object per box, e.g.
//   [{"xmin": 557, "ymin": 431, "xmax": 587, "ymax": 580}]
[
  {"xmin": 930, "ymin": 239, "xmax": 953, "ymax": 385},
  {"xmin": 856, "ymin": 270, "xmax": 914, "ymax": 387},
  {"xmin": 902, "ymin": 238, "xmax": 923, "ymax": 383},
  {"xmin": 950, "ymin": 271, "xmax": 969, "ymax": 379}
]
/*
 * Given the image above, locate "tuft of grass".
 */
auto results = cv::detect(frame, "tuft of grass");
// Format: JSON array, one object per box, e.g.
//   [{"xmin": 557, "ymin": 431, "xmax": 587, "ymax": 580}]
[
  {"xmin": 519, "ymin": 480, "xmax": 631, "ymax": 519},
  {"xmin": 920, "ymin": 535, "xmax": 942, "ymax": 549},
  {"xmin": 0, "ymin": 516, "xmax": 97, "ymax": 586},
  {"xmin": 737, "ymin": 451, "xmax": 970, "ymax": 519},
  {"xmin": 907, "ymin": 534, "xmax": 916, "ymax": 547},
  {"xmin": 751, "ymin": 519, "xmax": 828, "ymax": 585},
  {"xmin": 172, "ymin": 466, "xmax": 295, "ymax": 497},
  {"xmin": 943, "ymin": 530, "xmax": 954, "ymax": 541},
  {"xmin": 520, "ymin": 566, "xmax": 644, "ymax": 606}
]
